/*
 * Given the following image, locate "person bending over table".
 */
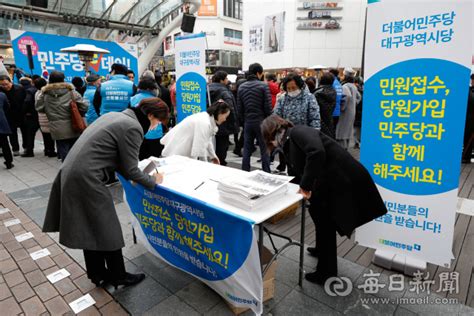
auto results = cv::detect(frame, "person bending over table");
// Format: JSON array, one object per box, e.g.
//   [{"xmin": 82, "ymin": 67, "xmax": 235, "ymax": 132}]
[
  {"xmin": 261, "ymin": 114, "xmax": 387, "ymax": 285},
  {"xmin": 160, "ymin": 100, "xmax": 231, "ymax": 164},
  {"xmin": 42, "ymin": 100, "xmax": 166, "ymax": 289}
]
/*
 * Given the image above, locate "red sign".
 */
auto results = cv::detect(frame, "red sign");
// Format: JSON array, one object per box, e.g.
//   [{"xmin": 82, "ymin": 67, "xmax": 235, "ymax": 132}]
[{"xmin": 18, "ymin": 36, "xmax": 38, "ymax": 56}]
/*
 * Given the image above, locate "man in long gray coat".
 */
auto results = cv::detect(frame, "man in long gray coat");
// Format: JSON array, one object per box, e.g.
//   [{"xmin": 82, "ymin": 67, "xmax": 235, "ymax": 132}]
[{"xmin": 43, "ymin": 105, "xmax": 163, "ymax": 288}]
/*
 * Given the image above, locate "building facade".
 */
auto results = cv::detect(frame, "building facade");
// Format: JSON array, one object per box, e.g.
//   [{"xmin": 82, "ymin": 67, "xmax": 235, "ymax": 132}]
[
  {"xmin": 242, "ymin": 0, "xmax": 366, "ymax": 71},
  {"xmin": 161, "ymin": 0, "xmax": 243, "ymax": 74}
]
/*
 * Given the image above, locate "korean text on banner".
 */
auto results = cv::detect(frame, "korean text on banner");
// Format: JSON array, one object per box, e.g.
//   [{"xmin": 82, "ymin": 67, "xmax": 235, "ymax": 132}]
[
  {"xmin": 9, "ymin": 29, "xmax": 138, "ymax": 84},
  {"xmin": 175, "ymin": 33, "xmax": 207, "ymax": 123},
  {"xmin": 118, "ymin": 174, "xmax": 263, "ymax": 314},
  {"xmin": 356, "ymin": 0, "xmax": 472, "ymax": 268}
]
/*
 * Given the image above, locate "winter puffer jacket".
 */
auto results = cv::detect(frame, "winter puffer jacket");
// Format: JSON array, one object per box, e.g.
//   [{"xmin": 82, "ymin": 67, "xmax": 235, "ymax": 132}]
[
  {"xmin": 237, "ymin": 75, "xmax": 272, "ymax": 125},
  {"xmin": 36, "ymin": 83, "xmax": 87, "ymax": 140},
  {"xmin": 314, "ymin": 85, "xmax": 337, "ymax": 139},
  {"xmin": 274, "ymin": 89, "xmax": 321, "ymax": 130},
  {"xmin": 208, "ymin": 82, "xmax": 239, "ymax": 136}
]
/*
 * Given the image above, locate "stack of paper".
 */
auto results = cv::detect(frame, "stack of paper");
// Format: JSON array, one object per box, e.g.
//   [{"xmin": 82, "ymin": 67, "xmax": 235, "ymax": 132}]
[{"xmin": 217, "ymin": 171, "xmax": 293, "ymax": 210}]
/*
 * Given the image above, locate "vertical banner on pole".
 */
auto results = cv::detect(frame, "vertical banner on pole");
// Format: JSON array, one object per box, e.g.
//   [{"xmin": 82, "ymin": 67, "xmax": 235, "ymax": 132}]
[
  {"xmin": 175, "ymin": 33, "xmax": 207, "ymax": 123},
  {"xmin": 356, "ymin": 0, "xmax": 472, "ymax": 267}
]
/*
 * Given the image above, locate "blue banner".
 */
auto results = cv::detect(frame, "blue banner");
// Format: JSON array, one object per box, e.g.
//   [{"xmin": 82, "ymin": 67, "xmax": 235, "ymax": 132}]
[
  {"xmin": 118, "ymin": 175, "xmax": 254, "ymax": 281},
  {"xmin": 9, "ymin": 29, "xmax": 138, "ymax": 83},
  {"xmin": 356, "ymin": 0, "xmax": 472, "ymax": 267},
  {"xmin": 175, "ymin": 33, "xmax": 207, "ymax": 123}
]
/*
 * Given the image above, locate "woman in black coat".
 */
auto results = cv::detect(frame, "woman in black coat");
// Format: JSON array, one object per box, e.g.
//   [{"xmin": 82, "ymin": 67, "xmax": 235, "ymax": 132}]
[
  {"xmin": 261, "ymin": 115, "xmax": 387, "ymax": 284},
  {"xmin": 314, "ymin": 73, "xmax": 337, "ymax": 139}
]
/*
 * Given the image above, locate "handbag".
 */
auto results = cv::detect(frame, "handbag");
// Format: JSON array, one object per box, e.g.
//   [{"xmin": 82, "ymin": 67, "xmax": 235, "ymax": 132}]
[{"xmin": 70, "ymin": 91, "xmax": 86, "ymax": 133}]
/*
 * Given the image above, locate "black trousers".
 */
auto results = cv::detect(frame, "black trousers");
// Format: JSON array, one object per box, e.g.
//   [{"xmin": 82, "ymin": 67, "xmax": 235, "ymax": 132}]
[
  {"xmin": 215, "ymin": 134, "xmax": 229, "ymax": 166},
  {"xmin": 309, "ymin": 185, "xmax": 338, "ymax": 276},
  {"xmin": 462, "ymin": 128, "xmax": 474, "ymax": 162},
  {"xmin": 41, "ymin": 132, "xmax": 56, "ymax": 154},
  {"xmin": 242, "ymin": 123, "xmax": 270, "ymax": 172},
  {"xmin": 23, "ymin": 117, "xmax": 39, "ymax": 154},
  {"xmin": 8, "ymin": 122, "xmax": 26, "ymax": 152},
  {"xmin": 83, "ymin": 249, "xmax": 126, "ymax": 283},
  {"xmin": 56, "ymin": 138, "xmax": 77, "ymax": 162},
  {"xmin": 333, "ymin": 116, "xmax": 340, "ymax": 130},
  {"xmin": 0, "ymin": 134, "xmax": 13, "ymax": 164},
  {"xmin": 234, "ymin": 130, "xmax": 244, "ymax": 153}
]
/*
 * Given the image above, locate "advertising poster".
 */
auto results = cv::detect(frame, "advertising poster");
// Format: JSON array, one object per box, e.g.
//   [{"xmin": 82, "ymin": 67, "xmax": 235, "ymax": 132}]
[
  {"xmin": 264, "ymin": 12, "xmax": 285, "ymax": 54},
  {"xmin": 175, "ymin": 33, "xmax": 207, "ymax": 123},
  {"xmin": 249, "ymin": 25, "xmax": 263, "ymax": 53},
  {"xmin": 198, "ymin": 0, "xmax": 218, "ymax": 16},
  {"xmin": 9, "ymin": 29, "xmax": 138, "ymax": 82},
  {"xmin": 356, "ymin": 0, "xmax": 472, "ymax": 268}
]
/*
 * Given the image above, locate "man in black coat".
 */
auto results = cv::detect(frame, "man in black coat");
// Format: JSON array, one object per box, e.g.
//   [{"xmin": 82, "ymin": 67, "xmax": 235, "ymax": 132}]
[
  {"xmin": 155, "ymin": 71, "xmax": 174, "ymax": 126},
  {"xmin": 19, "ymin": 78, "xmax": 39, "ymax": 157},
  {"xmin": 237, "ymin": 63, "xmax": 272, "ymax": 172},
  {"xmin": 208, "ymin": 71, "xmax": 238, "ymax": 166},
  {"xmin": 261, "ymin": 115, "xmax": 387, "ymax": 284},
  {"xmin": 0, "ymin": 75, "xmax": 27, "ymax": 156}
]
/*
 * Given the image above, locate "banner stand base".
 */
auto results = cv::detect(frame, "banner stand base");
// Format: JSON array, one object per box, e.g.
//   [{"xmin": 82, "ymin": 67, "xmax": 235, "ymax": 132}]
[{"xmin": 372, "ymin": 249, "xmax": 427, "ymax": 276}]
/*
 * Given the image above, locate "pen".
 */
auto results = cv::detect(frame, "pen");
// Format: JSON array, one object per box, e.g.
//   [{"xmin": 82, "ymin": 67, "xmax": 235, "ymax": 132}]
[{"xmin": 194, "ymin": 181, "xmax": 205, "ymax": 190}]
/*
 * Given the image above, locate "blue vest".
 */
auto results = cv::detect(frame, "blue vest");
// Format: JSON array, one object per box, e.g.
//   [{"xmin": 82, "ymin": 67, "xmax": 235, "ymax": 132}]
[
  {"xmin": 100, "ymin": 75, "xmax": 134, "ymax": 115},
  {"xmin": 332, "ymin": 79, "xmax": 343, "ymax": 117},
  {"xmin": 130, "ymin": 91, "xmax": 156, "ymax": 108},
  {"xmin": 84, "ymin": 85, "xmax": 98, "ymax": 125}
]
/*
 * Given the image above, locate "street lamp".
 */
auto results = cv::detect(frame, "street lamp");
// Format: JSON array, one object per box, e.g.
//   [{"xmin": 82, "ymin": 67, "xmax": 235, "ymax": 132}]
[{"xmin": 60, "ymin": 44, "xmax": 110, "ymax": 76}]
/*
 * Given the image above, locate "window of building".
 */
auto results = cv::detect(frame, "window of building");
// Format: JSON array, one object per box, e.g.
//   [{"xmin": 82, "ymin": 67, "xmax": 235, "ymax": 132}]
[
  {"xmin": 223, "ymin": 0, "xmax": 242, "ymax": 20},
  {"xmin": 224, "ymin": 28, "xmax": 242, "ymax": 40}
]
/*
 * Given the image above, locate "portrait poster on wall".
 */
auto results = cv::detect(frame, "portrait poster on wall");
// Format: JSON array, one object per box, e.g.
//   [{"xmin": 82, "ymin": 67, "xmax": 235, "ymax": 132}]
[{"xmin": 264, "ymin": 12, "xmax": 285, "ymax": 54}]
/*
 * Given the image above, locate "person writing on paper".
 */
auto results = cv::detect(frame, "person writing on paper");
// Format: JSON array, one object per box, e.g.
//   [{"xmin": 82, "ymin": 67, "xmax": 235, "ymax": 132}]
[
  {"xmin": 261, "ymin": 115, "xmax": 387, "ymax": 285},
  {"xmin": 160, "ymin": 100, "xmax": 231, "ymax": 163},
  {"xmin": 42, "ymin": 100, "xmax": 166, "ymax": 289}
]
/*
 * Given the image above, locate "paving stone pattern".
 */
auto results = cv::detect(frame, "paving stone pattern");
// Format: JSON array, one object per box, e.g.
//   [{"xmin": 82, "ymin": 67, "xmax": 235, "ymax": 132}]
[{"xmin": 0, "ymin": 192, "xmax": 124, "ymax": 315}]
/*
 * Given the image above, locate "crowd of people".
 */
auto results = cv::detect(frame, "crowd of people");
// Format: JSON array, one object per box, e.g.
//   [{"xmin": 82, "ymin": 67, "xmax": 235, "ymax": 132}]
[
  {"xmin": 0, "ymin": 61, "xmax": 379, "ymax": 288},
  {"xmin": 9, "ymin": 60, "xmax": 474, "ymax": 290}
]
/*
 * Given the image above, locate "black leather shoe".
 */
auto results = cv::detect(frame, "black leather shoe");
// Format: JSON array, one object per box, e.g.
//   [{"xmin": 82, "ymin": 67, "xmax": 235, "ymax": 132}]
[
  {"xmin": 4, "ymin": 162, "xmax": 14, "ymax": 169},
  {"xmin": 110, "ymin": 273, "xmax": 145, "ymax": 289},
  {"xmin": 233, "ymin": 149, "xmax": 242, "ymax": 157},
  {"xmin": 306, "ymin": 247, "xmax": 319, "ymax": 258},
  {"xmin": 21, "ymin": 152, "xmax": 34, "ymax": 157},
  {"xmin": 305, "ymin": 271, "xmax": 336, "ymax": 285}
]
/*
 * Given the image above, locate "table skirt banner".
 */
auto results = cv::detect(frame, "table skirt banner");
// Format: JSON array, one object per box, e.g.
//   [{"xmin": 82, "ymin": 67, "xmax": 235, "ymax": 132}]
[{"xmin": 118, "ymin": 175, "xmax": 263, "ymax": 315}]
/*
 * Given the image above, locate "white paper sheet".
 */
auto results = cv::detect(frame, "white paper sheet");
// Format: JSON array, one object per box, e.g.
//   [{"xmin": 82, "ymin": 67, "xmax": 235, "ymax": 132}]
[
  {"xmin": 0, "ymin": 208, "xmax": 10, "ymax": 215},
  {"xmin": 69, "ymin": 294, "xmax": 96, "ymax": 314},
  {"xmin": 30, "ymin": 248, "xmax": 51, "ymax": 261},
  {"xmin": 46, "ymin": 268, "xmax": 71, "ymax": 284},
  {"xmin": 4, "ymin": 218, "xmax": 21, "ymax": 227},
  {"xmin": 15, "ymin": 232, "xmax": 34, "ymax": 242}
]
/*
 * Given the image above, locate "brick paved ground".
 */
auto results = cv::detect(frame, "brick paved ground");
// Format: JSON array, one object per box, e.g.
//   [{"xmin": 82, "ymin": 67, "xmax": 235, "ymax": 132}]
[{"xmin": 0, "ymin": 192, "xmax": 127, "ymax": 315}]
